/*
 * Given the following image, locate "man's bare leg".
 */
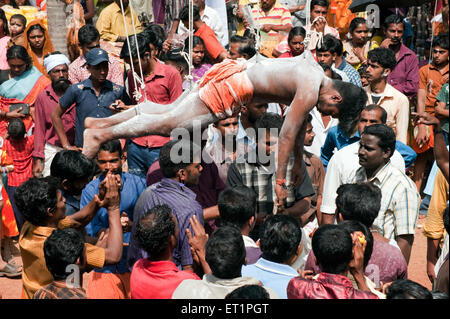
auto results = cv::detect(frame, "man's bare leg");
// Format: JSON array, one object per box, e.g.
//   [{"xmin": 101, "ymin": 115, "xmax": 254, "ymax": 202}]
[
  {"xmin": 82, "ymin": 92, "xmax": 217, "ymax": 159},
  {"xmin": 84, "ymin": 87, "xmax": 196, "ymax": 129}
]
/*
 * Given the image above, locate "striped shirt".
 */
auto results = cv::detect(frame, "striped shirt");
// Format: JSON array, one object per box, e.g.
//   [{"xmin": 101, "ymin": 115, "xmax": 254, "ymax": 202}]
[
  {"xmin": 335, "ymin": 60, "xmax": 362, "ymax": 87},
  {"xmin": 354, "ymin": 161, "xmax": 420, "ymax": 240},
  {"xmin": 251, "ymin": 1, "xmax": 292, "ymax": 36}
]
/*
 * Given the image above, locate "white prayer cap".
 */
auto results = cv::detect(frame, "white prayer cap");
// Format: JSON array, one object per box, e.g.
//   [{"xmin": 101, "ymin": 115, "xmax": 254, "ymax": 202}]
[{"xmin": 44, "ymin": 54, "xmax": 70, "ymax": 74}]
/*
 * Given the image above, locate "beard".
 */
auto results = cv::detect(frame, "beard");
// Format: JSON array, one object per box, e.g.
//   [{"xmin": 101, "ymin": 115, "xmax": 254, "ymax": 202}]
[{"xmin": 52, "ymin": 78, "xmax": 71, "ymax": 93}]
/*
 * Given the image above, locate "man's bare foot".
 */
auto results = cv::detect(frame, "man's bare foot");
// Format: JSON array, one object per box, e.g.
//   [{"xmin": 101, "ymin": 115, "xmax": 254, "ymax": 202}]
[
  {"xmin": 82, "ymin": 128, "xmax": 104, "ymax": 159},
  {"xmin": 85, "ymin": 117, "xmax": 108, "ymax": 129}
]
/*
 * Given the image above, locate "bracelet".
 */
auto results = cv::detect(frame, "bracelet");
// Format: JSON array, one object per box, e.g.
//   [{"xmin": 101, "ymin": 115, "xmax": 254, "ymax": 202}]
[{"xmin": 276, "ymin": 178, "xmax": 286, "ymax": 186}]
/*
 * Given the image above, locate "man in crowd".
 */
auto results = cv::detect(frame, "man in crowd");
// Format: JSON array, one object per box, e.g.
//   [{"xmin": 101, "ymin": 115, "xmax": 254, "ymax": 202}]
[
  {"xmin": 69, "ymin": 24, "xmax": 124, "ymax": 86},
  {"xmin": 228, "ymin": 35, "xmax": 257, "ymax": 60},
  {"xmin": 96, "ymin": 0, "xmax": 143, "ymax": 43},
  {"xmin": 82, "ymin": 139, "xmax": 146, "ymax": 298},
  {"xmin": 33, "ymin": 52, "xmax": 75, "ymax": 178},
  {"xmin": 354, "ymin": 124, "xmax": 420, "ymax": 264},
  {"xmin": 52, "ymin": 47, "xmax": 131, "ymax": 151},
  {"xmin": 364, "ymin": 47, "xmax": 410, "ymax": 144},
  {"xmin": 218, "ymin": 185, "xmax": 262, "ymax": 265},
  {"xmin": 380, "ymin": 14, "xmax": 419, "ymax": 99}
]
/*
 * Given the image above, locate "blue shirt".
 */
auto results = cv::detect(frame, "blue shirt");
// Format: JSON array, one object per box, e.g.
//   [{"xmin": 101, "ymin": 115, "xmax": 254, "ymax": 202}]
[
  {"xmin": 63, "ymin": 191, "xmax": 80, "ymax": 217},
  {"xmin": 321, "ymin": 126, "xmax": 417, "ymax": 170},
  {"xmin": 82, "ymin": 172, "xmax": 146, "ymax": 274},
  {"xmin": 320, "ymin": 126, "xmax": 360, "ymax": 169},
  {"xmin": 59, "ymin": 77, "xmax": 131, "ymax": 147},
  {"xmin": 336, "ymin": 59, "xmax": 362, "ymax": 87},
  {"xmin": 241, "ymin": 258, "xmax": 298, "ymax": 299},
  {"xmin": 127, "ymin": 178, "xmax": 204, "ymax": 272}
]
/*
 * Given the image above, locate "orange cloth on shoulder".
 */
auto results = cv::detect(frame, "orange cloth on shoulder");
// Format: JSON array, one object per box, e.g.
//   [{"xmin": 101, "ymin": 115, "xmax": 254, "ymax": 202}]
[
  {"xmin": 23, "ymin": 20, "xmax": 55, "ymax": 78},
  {"xmin": 198, "ymin": 59, "xmax": 254, "ymax": 119}
]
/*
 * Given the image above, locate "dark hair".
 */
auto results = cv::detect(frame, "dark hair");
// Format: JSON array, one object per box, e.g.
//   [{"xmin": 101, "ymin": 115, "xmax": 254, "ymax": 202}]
[
  {"xmin": 260, "ymin": 215, "xmax": 301, "ymax": 263},
  {"xmin": 288, "ymin": 26, "xmax": 306, "ymax": 43},
  {"xmin": 6, "ymin": 44, "xmax": 32, "ymax": 70},
  {"xmin": 225, "ymin": 285, "xmax": 270, "ymax": 299},
  {"xmin": 50, "ymin": 150, "xmax": 95, "ymax": 182},
  {"xmin": 331, "ymin": 80, "xmax": 367, "ymax": 136},
  {"xmin": 14, "ymin": 176, "xmax": 60, "ymax": 226},
  {"xmin": 7, "ymin": 118, "xmax": 25, "ymax": 140},
  {"xmin": 230, "ymin": 35, "xmax": 248, "ymax": 44},
  {"xmin": 362, "ymin": 104, "xmax": 387, "ymax": 124},
  {"xmin": 26, "ymin": 23, "xmax": 46, "ymax": 38},
  {"xmin": 159, "ymin": 139, "xmax": 201, "ymax": 178},
  {"xmin": 434, "ymin": 33, "xmax": 449, "ymax": 51},
  {"xmin": 134, "ymin": 204, "xmax": 176, "ymax": 258},
  {"xmin": 312, "ymin": 224, "xmax": 353, "ymax": 274},
  {"xmin": 383, "ymin": 14, "xmax": 405, "ymax": 30},
  {"xmin": 162, "ymin": 48, "xmax": 189, "ymax": 71},
  {"xmin": 238, "ymin": 38, "xmax": 257, "ymax": 59},
  {"xmin": 311, "ymin": 0, "xmax": 329, "ymax": 10},
  {"xmin": 316, "ymin": 34, "xmax": 343, "ymax": 56},
  {"xmin": 205, "ymin": 226, "xmax": 246, "ymax": 279},
  {"xmin": 358, "ymin": 63, "xmax": 368, "ymax": 77},
  {"xmin": 44, "ymin": 228, "xmax": 84, "ymax": 281},
  {"xmin": 78, "ymin": 24, "xmax": 100, "ymax": 46},
  {"xmin": 336, "ymin": 183, "xmax": 381, "ymax": 228},
  {"xmin": 0, "ymin": 9, "xmax": 9, "ymax": 36},
  {"xmin": 306, "ymin": 113, "xmax": 313, "ymax": 124},
  {"xmin": 254, "ymin": 112, "xmax": 284, "ymax": 141},
  {"xmin": 319, "ymin": 61, "xmax": 342, "ymax": 79},
  {"xmin": 185, "ymin": 35, "xmax": 205, "ymax": 51},
  {"xmin": 120, "ymin": 32, "xmax": 150, "ymax": 59},
  {"xmin": 338, "ymin": 220, "xmax": 373, "ymax": 269},
  {"xmin": 10, "ymin": 0, "xmax": 31, "ymax": 9},
  {"xmin": 362, "ymin": 124, "xmax": 396, "ymax": 158},
  {"xmin": 367, "ymin": 47, "xmax": 397, "ymax": 71},
  {"xmin": 349, "ymin": 17, "xmax": 367, "ymax": 34},
  {"xmin": 218, "ymin": 186, "xmax": 257, "ymax": 229},
  {"xmin": 10, "ymin": 14, "xmax": 27, "ymax": 27},
  {"xmin": 144, "ymin": 24, "xmax": 166, "ymax": 53},
  {"xmin": 180, "ymin": 5, "xmax": 201, "ymax": 22},
  {"xmin": 444, "ymin": 205, "xmax": 449, "ymax": 234},
  {"xmin": 99, "ymin": 139, "xmax": 123, "ymax": 158},
  {"xmin": 386, "ymin": 279, "xmax": 433, "ymax": 299}
]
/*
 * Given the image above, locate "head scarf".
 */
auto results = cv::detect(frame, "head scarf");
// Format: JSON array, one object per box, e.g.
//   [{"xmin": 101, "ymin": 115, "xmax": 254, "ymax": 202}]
[
  {"xmin": 23, "ymin": 20, "xmax": 54, "ymax": 77},
  {"xmin": 44, "ymin": 53, "xmax": 70, "ymax": 74}
]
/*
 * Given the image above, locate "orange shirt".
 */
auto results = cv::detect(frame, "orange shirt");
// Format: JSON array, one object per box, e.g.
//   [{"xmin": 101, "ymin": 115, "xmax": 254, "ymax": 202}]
[
  {"xmin": 195, "ymin": 23, "xmax": 225, "ymax": 60},
  {"xmin": 419, "ymin": 63, "xmax": 449, "ymax": 113},
  {"xmin": 19, "ymin": 217, "xmax": 105, "ymax": 299}
]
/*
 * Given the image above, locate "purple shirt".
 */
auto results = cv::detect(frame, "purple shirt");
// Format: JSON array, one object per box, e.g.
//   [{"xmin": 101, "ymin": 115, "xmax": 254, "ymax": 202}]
[
  {"xmin": 33, "ymin": 84, "xmax": 76, "ymax": 159},
  {"xmin": 305, "ymin": 239, "xmax": 408, "ymax": 284},
  {"xmin": 127, "ymin": 178, "xmax": 204, "ymax": 271},
  {"xmin": 387, "ymin": 43, "xmax": 419, "ymax": 98}
]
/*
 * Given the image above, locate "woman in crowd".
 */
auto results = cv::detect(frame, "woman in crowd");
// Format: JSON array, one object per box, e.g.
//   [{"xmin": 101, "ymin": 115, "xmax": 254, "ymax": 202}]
[
  {"xmin": 23, "ymin": 20, "xmax": 54, "ymax": 77},
  {"xmin": 278, "ymin": 27, "xmax": 306, "ymax": 58},
  {"xmin": 184, "ymin": 35, "xmax": 212, "ymax": 83},
  {"xmin": 0, "ymin": 45, "xmax": 50, "ymax": 136},
  {"xmin": 0, "ymin": 9, "xmax": 10, "ymax": 70},
  {"xmin": 343, "ymin": 17, "xmax": 377, "ymax": 70}
]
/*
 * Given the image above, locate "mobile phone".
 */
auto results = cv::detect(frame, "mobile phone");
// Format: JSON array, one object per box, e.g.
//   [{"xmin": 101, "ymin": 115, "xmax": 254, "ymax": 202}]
[{"xmin": 9, "ymin": 103, "xmax": 30, "ymax": 115}]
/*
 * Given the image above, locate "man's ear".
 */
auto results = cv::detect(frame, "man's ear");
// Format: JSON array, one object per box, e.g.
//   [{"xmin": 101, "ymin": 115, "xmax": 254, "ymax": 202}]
[
  {"xmin": 332, "ymin": 93, "xmax": 343, "ymax": 104},
  {"xmin": 297, "ymin": 242, "xmax": 303, "ymax": 257},
  {"xmin": 241, "ymin": 105, "xmax": 248, "ymax": 115},
  {"xmin": 61, "ymin": 179, "xmax": 70, "ymax": 191},
  {"xmin": 169, "ymin": 234, "xmax": 177, "ymax": 249},
  {"xmin": 338, "ymin": 213, "xmax": 344, "ymax": 223},
  {"xmin": 383, "ymin": 68, "xmax": 391, "ymax": 77}
]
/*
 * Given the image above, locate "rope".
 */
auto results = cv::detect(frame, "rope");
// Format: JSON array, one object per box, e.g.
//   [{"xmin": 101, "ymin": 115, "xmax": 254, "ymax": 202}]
[
  {"xmin": 425, "ymin": 0, "xmax": 440, "ymax": 97},
  {"xmin": 187, "ymin": 0, "xmax": 194, "ymax": 90}
]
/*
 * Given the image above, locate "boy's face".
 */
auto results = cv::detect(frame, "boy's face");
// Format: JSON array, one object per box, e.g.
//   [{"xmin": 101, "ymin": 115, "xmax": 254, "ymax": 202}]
[
  {"xmin": 228, "ymin": 42, "xmax": 242, "ymax": 60},
  {"xmin": 432, "ymin": 46, "xmax": 449, "ymax": 66},
  {"xmin": 96, "ymin": 150, "xmax": 122, "ymax": 175},
  {"xmin": 216, "ymin": 117, "xmax": 239, "ymax": 140},
  {"xmin": 9, "ymin": 18, "xmax": 25, "ymax": 37},
  {"xmin": 365, "ymin": 59, "xmax": 387, "ymax": 83},
  {"xmin": 257, "ymin": 131, "xmax": 279, "ymax": 157},
  {"xmin": 81, "ymin": 38, "xmax": 100, "ymax": 57},
  {"xmin": 316, "ymin": 51, "xmax": 334, "ymax": 66},
  {"xmin": 304, "ymin": 122, "xmax": 315, "ymax": 146},
  {"xmin": 49, "ymin": 190, "xmax": 67, "ymax": 223}
]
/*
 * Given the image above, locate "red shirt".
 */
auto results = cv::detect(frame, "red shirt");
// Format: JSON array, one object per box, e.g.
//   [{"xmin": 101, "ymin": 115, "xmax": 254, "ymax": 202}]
[
  {"xmin": 128, "ymin": 60, "xmax": 183, "ymax": 148},
  {"xmin": 4, "ymin": 135, "xmax": 34, "ymax": 187},
  {"xmin": 194, "ymin": 23, "xmax": 225, "ymax": 60},
  {"xmin": 130, "ymin": 259, "xmax": 200, "ymax": 299},
  {"xmin": 33, "ymin": 84, "xmax": 76, "ymax": 159},
  {"xmin": 287, "ymin": 273, "xmax": 379, "ymax": 299}
]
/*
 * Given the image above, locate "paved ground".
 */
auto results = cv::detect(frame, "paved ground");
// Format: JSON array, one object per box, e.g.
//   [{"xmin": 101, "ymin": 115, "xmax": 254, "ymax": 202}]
[{"xmin": 0, "ymin": 224, "xmax": 433, "ymax": 299}]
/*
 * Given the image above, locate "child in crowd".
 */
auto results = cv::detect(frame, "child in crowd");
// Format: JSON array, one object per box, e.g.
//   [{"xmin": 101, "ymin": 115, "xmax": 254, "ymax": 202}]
[
  {"xmin": 33, "ymin": 228, "xmax": 87, "ymax": 299},
  {"xmin": 8, "ymin": 14, "xmax": 26, "ymax": 48}
]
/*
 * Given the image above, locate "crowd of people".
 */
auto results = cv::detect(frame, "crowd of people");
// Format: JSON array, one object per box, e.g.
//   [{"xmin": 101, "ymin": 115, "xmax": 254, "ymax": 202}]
[{"xmin": 0, "ymin": 0, "xmax": 448, "ymax": 300}]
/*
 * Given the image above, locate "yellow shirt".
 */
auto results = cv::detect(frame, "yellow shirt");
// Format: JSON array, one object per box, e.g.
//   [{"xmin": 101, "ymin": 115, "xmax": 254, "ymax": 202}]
[
  {"xmin": 423, "ymin": 169, "xmax": 449, "ymax": 242},
  {"xmin": 365, "ymin": 83, "xmax": 410, "ymax": 144},
  {"xmin": 96, "ymin": 2, "xmax": 143, "ymax": 42},
  {"xmin": 19, "ymin": 217, "xmax": 105, "ymax": 299}
]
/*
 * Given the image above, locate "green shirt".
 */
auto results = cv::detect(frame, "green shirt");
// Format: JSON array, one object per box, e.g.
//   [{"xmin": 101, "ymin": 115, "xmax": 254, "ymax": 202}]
[{"xmin": 436, "ymin": 82, "xmax": 449, "ymax": 133}]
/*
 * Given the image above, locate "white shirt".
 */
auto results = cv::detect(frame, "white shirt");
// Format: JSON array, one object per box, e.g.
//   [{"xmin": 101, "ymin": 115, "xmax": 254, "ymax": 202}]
[
  {"xmin": 178, "ymin": 6, "xmax": 227, "ymax": 47},
  {"xmin": 321, "ymin": 141, "xmax": 405, "ymax": 216},
  {"xmin": 304, "ymin": 107, "xmax": 338, "ymax": 157}
]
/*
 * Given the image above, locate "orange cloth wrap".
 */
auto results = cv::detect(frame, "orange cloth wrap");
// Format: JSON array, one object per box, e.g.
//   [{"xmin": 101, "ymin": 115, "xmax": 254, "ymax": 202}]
[{"xmin": 198, "ymin": 59, "xmax": 254, "ymax": 119}]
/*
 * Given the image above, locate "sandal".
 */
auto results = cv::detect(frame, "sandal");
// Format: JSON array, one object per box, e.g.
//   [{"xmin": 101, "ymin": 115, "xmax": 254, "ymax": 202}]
[{"xmin": 0, "ymin": 262, "xmax": 22, "ymax": 278}]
